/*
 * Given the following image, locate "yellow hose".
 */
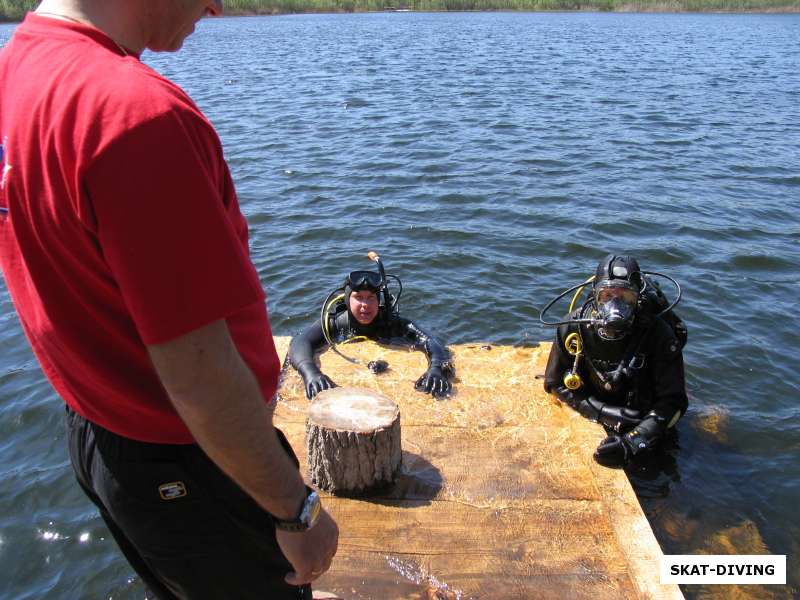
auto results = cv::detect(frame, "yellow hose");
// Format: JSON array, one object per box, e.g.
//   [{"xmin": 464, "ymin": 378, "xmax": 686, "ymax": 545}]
[
  {"xmin": 568, "ymin": 276, "xmax": 595, "ymax": 313},
  {"xmin": 322, "ymin": 293, "xmax": 344, "ymax": 346}
]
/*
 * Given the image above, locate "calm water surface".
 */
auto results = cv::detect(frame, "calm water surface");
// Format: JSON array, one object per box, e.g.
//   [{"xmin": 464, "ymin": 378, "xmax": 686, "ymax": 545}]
[{"xmin": 1, "ymin": 11, "xmax": 798, "ymax": 599}]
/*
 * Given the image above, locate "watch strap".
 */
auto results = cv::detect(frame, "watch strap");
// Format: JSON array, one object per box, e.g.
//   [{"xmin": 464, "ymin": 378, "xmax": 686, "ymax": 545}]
[{"xmin": 272, "ymin": 486, "xmax": 321, "ymax": 532}]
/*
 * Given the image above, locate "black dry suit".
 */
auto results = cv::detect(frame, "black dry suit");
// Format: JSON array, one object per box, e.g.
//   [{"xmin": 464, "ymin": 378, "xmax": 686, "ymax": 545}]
[
  {"xmin": 288, "ymin": 298, "xmax": 453, "ymax": 399},
  {"xmin": 544, "ymin": 301, "xmax": 688, "ymax": 467}
]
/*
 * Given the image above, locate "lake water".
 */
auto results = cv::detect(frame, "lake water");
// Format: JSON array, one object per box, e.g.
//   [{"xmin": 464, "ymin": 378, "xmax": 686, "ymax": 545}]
[{"xmin": 1, "ymin": 11, "xmax": 798, "ymax": 599}]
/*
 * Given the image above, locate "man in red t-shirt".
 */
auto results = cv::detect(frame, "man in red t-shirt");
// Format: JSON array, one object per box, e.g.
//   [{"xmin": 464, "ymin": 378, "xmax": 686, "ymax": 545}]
[{"xmin": 0, "ymin": 1, "xmax": 338, "ymax": 598}]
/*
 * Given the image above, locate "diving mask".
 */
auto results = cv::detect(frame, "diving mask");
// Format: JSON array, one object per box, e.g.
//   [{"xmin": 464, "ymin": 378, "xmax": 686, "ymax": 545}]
[
  {"xmin": 347, "ymin": 270, "xmax": 383, "ymax": 292},
  {"xmin": 594, "ymin": 280, "xmax": 638, "ymax": 340}
]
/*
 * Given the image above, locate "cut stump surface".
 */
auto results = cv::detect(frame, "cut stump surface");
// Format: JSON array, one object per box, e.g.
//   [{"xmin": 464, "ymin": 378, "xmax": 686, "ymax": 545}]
[{"xmin": 307, "ymin": 387, "xmax": 402, "ymax": 494}]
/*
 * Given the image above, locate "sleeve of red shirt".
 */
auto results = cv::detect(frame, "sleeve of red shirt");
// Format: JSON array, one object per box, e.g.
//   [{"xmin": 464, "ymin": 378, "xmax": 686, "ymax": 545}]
[{"xmin": 85, "ymin": 108, "xmax": 265, "ymax": 345}]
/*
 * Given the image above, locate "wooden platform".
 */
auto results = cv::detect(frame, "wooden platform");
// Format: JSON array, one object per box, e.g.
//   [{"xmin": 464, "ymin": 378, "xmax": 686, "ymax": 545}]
[{"xmin": 273, "ymin": 337, "xmax": 684, "ymax": 600}]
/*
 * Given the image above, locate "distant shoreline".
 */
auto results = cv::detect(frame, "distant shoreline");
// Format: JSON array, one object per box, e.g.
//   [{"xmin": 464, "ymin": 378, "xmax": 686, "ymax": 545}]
[
  {"xmin": 1, "ymin": 5, "xmax": 799, "ymax": 23},
  {"xmin": 220, "ymin": 6, "xmax": 800, "ymax": 15},
  {"xmin": 217, "ymin": 5, "xmax": 800, "ymax": 17}
]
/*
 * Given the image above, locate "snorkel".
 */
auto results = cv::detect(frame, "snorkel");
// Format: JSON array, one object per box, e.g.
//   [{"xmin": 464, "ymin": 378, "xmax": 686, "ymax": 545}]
[
  {"xmin": 368, "ymin": 250, "xmax": 385, "ymax": 281},
  {"xmin": 366, "ymin": 251, "xmax": 390, "ymax": 327},
  {"xmin": 369, "ymin": 251, "xmax": 403, "ymax": 323}
]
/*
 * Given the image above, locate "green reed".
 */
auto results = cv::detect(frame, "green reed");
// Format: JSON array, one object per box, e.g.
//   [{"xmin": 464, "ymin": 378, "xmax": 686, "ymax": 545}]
[
  {"xmin": 222, "ymin": 0, "xmax": 798, "ymax": 11},
  {"xmin": 0, "ymin": 0, "xmax": 35, "ymax": 22}
]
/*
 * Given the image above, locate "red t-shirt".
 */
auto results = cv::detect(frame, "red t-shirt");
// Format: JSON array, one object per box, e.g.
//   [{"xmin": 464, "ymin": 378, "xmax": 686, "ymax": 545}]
[{"xmin": 0, "ymin": 14, "xmax": 280, "ymax": 443}]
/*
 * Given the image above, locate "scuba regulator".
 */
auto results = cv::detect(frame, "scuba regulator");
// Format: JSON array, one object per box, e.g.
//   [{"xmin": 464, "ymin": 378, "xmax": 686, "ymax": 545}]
[{"xmin": 562, "ymin": 332, "xmax": 584, "ymax": 391}]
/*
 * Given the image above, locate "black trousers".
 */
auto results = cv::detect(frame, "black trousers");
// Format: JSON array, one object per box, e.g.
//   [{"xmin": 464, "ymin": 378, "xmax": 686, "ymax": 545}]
[{"xmin": 65, "ymin": 407, "xmax": 311, "ymax": 600}]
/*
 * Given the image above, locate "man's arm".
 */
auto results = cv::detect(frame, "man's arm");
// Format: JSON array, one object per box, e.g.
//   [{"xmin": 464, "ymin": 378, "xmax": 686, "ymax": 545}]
[
  {"xmin": 398, "ymin": 318, "xmax": 450, "ymax": 367},
  {"xmin": 147, "ymin": 319, "xmax": 337, "ymax": 584},
  {"xmin": 594, "ymin": 324, "xmax": 687, "ymax": 467}
]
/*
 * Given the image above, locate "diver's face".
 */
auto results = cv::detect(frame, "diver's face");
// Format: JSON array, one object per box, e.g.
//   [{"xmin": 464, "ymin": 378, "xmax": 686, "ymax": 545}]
[
  {"xmin": 596, "ymin": 286, "xmax": 638, "ymax": 306},
  {"xmin": 349, "ymin": 290, "xmax": 379, "ymax": 325},
  {"xmin": 595, "ymin": 284, "xmax": 637, "ymax": 340}
]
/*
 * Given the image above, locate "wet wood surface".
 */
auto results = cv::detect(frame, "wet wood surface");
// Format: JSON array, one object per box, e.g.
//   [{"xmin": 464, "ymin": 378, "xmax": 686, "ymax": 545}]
[{"xmin": 273, "ymin": 337, "xmax": 684, "ymax": 600}]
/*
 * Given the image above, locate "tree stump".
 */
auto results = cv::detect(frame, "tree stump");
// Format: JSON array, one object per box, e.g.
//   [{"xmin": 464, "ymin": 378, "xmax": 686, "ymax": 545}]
[{"xmin": 306, "ymin": 387, "xmax": 402, "ymax": 495}]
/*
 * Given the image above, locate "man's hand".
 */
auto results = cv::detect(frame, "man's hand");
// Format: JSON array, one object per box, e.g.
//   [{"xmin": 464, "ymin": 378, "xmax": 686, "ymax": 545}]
[
  {"xmin": 415, "ymin": 366, "xmax": 451, "ymax": 399},
  {"xmin": 278, "ymin": 508, "xmax": 339, "ymax": 585}
]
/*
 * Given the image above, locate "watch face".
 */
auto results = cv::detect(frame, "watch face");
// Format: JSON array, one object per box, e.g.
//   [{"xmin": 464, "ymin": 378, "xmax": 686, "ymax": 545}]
[
  {"xmin": 273, "ymin": 490, "xmax": 323, "ymax": 532},
  {"xmin": 304, "ymin": 491, "xmax": 322, "ymax": 527},
  {"xmin": 300, "ymin": 491, "xmax": 322, "ymax": 527}
]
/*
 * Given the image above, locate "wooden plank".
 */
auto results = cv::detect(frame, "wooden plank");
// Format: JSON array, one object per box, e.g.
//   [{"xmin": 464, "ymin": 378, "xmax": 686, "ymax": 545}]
[{"xmin": 272, "ymin": 337, "xmax": 683, "ymax": 600}]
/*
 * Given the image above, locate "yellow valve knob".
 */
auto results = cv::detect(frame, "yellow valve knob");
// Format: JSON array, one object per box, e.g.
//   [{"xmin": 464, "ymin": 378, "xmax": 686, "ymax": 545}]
[{"xmin": 563, "ymin": 371, "xmax": 583, "ymax": 390}]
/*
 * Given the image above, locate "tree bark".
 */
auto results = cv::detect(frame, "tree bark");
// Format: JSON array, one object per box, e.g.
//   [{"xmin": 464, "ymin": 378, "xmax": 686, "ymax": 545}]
[{"xmin": 306, "ymin": 387, "xmax": 402, "ymax": 495}]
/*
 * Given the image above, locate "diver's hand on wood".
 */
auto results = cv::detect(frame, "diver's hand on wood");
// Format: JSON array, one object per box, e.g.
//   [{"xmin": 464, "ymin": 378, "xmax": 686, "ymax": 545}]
[
  {"xmin": 415, "ymin": 365, "xmax": 451, "ymax": 399},
  {"xmin": 593, "ymin": 434, "xmax": 633, "ymax": 467},
  {"xmin": 306, "ymin": 373, "xmax": 337, "ymax": 400},
  {"xmin": 296, "ymin": 361, "xmax": 337, "ymax": 399}
]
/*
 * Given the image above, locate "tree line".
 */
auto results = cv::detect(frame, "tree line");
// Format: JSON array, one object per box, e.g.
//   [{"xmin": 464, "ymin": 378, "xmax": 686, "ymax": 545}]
[{"xmin": 1, "ymin": 0, "xmax": 797, "ymax": 23}]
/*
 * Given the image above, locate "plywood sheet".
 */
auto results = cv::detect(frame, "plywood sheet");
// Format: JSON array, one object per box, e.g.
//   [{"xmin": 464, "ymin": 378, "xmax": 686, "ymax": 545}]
[{"xmin": 273, "ymin": 337, "xmax": 683, "ymax": 600}]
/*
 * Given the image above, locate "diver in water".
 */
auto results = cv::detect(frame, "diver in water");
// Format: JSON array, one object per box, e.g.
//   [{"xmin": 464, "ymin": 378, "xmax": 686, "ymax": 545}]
[
  {"xmin": 541, "ymin": 254, "xmax": 688, "ymax": 468},
  {"xmin": 289, "ymin": 252, "xmax": 454, "ymax": 400}
]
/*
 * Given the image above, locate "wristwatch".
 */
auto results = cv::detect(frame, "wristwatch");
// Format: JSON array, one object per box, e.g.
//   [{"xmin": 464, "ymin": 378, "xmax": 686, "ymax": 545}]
[{"xmin": 272, "ymin": 486, "xmax": 322, "ymax": 532}]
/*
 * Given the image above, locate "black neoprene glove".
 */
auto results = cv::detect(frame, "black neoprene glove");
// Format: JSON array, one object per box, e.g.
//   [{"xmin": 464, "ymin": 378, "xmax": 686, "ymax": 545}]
[
  {"xmin": 553, "ymin": 386, "xmax": 580, "ymax": 409},
  {"xmin": 295, "ymin": 362, "xmax": 337, "ymax": 400},
  {"xmin": 415, "ymin": 365, "xmax": 451, "ymax": 399},
  {"xmin": 594, "ymin": 414, "xmax": 664, "ymax": 467},
  {"xmin": 577, "ymin": 396, "xmax": 643, "ymax": 432},
  {"xmin": 593, "ymin": 434, "xmax": 637, "ymax": 467}
]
